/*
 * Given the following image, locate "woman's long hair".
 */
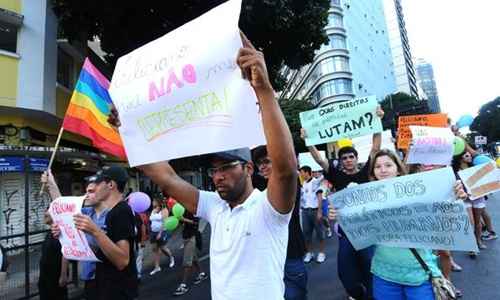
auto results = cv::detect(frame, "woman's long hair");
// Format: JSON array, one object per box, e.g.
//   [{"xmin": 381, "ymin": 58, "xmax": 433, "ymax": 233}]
[{"xmin": 368, "ymin": 149, "xmax": 408, "ymax": 181}]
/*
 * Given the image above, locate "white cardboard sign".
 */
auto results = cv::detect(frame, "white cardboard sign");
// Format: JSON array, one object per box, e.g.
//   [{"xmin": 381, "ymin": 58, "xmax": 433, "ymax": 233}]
[
  {"xmin": 109, "ymin": 0, "xmax": 265, "ymax": 166},
  {"xmin": 49, "ymin": 196, "xmax": 100, "ymax": 262},
  {"xmin": 406, "ymin": 126, "xmax": 454, "ymax": 165},
  {"xmin": 458, "ymin": 162, "xmax": 500, "ymax": 200}
]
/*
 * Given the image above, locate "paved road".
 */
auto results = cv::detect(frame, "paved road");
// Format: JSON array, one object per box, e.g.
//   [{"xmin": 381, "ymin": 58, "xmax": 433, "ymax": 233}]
[{"xmin": 137, "ymin": 192, "xmax": 500, "ymax": 300}]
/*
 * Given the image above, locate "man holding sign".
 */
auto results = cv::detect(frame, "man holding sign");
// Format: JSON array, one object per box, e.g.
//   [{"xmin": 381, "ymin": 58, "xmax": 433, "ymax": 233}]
[
  {"xmin": 111, "ymin": 33, "xmax": 297, "ymax": 300},
  {"xmin": 73, "ymin": 166, "xmax": 138, "ymax": 300}
]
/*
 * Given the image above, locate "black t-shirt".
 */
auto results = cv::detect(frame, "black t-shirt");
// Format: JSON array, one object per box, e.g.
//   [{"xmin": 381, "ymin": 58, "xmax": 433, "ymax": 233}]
[
  {"xmin": 326, "ymin": 157, "xmax": 371, "ymax": 192},
  {"xmin": 182, "ymin": 212, "xmax": 199, "ymax": 239},
  {"xmin": 95, "ymin": 201, "xmax": 138, "ymax": 300},
  {"xmin": 39, "ymin": 232, "xmax": 62, "ymax": 281}
]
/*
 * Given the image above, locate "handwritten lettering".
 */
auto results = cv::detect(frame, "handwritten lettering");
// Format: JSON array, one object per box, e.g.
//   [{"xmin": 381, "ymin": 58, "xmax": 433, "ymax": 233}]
[
  {"xmin": 138, "ymin": 87, "xmax": 232, "ymax": 141},
  {"xmin": 148, "ymin": 64, "xmax": 197, "ymax": 102}
]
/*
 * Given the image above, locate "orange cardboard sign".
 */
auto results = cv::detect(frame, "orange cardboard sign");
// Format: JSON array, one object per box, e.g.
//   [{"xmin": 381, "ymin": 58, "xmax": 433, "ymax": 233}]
[{"xmin": 397, "ymin": 113, "xmax": 448, "ymax": 149}]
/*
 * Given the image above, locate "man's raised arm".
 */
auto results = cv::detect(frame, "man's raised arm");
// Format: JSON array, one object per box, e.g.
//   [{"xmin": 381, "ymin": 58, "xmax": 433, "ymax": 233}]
[
  {"xmin": 300, "ymin": 128, "xmax": 329, "ymax": 172},
  {"xmin": 237, "ymin": 32, "xmax": 297, "ymax": 214}
]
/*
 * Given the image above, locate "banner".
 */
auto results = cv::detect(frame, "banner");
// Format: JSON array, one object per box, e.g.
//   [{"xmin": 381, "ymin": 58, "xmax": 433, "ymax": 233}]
[
  {"xmin": 299, "ymin": 95, "xmax": 382, "ymax": 146},
  {"xmin": 49, "ymin": 196, "xmax": 100, "ymax": 262},
  {"xmin": 458, "ymin": 161, "xmax": 500, "ymax": 200},
  {"xmin": 397, "ymin": 113, "xmax": 448, "ymax": 149},
  {"xmin": 406, "ymin": 126, "xmax": 454, "ymax": 165},
  {"xmin": 298, "ymin": 151, "xmax": 326, "ymax": 172},
  {"xmin": 109, "ymin": 0, "xmax": 265, "ymax": 166},
  {"xmin": 330, "ymin": 167, "xmax": 478, "ymax": 251}
]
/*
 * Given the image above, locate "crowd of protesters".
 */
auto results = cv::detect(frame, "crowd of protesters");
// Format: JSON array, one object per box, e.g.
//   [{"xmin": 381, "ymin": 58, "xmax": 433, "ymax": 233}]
[{"xmin": 14, "ymin": 32, "xmax": 496, "ymax": 300}]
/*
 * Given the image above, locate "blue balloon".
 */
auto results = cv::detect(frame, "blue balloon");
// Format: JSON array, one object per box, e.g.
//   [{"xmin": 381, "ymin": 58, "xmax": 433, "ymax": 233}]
[
  {"xmin": 473, "ymin": 154, "xmax": 493, "ymax": 166},
  {"xmin": 456, "ymin": 115, "xmax": 474, "ymax": 128}
]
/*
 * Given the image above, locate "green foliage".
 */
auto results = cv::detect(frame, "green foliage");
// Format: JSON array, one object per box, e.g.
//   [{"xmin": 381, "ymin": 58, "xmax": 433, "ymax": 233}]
[
  {"xmin": 470, "ymin": 97, "xmax": 500, "ymax": 143},
  {"xmin": 278, "ymin": 98, "xmax": 314, "ymax": 153},
  {"xmin": 51, "ymin": 0, "xmax": 330, "ymax": 91},
  {"xmin": 380, "ymin": 92, "xmax": 429, "ymax": 131}
]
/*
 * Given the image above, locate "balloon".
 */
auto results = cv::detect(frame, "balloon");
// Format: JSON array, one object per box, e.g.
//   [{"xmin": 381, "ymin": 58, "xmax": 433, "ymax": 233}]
[
  {"xmin": 453, "ymin": 137, "xmax": 466, "ymax": 156},
  {"xmin": 456, "ymin": 115, "xmax": 474, "ymax": 128},
  {"xmin": 166, "ymin": 197, "xmax": 177, "ymax": 210},
  {"xmin": 128, "ymin": 192, "xmax": 151, "ymax": 213},
  {"xmin": 163, "ymin": 216, "xmax": 179, "ymax": 231},
  {"xmin": 172, "ymin": 203, "xmax": 185, "ymax": 218},
  {"xmin": 473, "ymin": 155, "xmax": 493, "ymax": 166},
  {"xmin": 496, "ymin": 157, "xmax": 500, "ymax": 168},
  {"xmin": 337, "ymin": 138, "xmax": 353, "ymax": 149}
]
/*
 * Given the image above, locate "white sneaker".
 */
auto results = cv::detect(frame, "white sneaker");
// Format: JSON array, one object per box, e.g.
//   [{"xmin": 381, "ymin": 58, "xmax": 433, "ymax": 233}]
[
  {"xmin": 316, "ymin": 252, "xmax": 326, "ymax": 263},
  {"xmin": 303, "ymin": 252, "xmax": 314, "ymax": 263},
  {"xmin": 150, "ymin": 266, "xmax": 161, "ymax": 275},
  {"xmin": 169, "ymin": 256, "xmax": 175, "ymax": 268}
]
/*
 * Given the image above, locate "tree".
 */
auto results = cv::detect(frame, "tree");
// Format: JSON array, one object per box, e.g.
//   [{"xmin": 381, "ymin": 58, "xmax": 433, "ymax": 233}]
[
  {"xmin": 52, "ymin": 0, "xmax": 330, "ymax": 90},
  {"xmin": 470, "ymin": 97, "xmax": 500, "ymax": 143},
  {"xmin": 380, "ymin": 92, "xmax": 430, "ymax": 133},
  {"xmin": 278, "ymin": 98, "xmax": 314, "ymax": 154}
]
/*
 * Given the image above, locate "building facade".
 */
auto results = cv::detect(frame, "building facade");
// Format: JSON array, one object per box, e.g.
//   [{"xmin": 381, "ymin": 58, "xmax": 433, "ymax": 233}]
[
  {"xmin": 415, "ymin": 58, "xmax": 441, "ymax": 113},
  {"xmin": 382, "ymin": 0, "xmax": 419, "ymax": 97},
  {"xmin": 281, "ymin": 0, "xmax": 397, "ymax": 106}
]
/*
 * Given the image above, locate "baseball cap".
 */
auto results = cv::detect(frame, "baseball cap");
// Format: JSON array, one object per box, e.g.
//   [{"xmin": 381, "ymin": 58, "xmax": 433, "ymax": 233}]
[
  {"xmin": 210, "ymin": 148, "xmax": 252, "ymax": 163},
  {"xmin": 91, "ymin": 166, "xmax": 129, "ymax": 185}
]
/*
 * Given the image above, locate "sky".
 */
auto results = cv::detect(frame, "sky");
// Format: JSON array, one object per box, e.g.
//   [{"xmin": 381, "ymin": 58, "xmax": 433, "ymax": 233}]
[{"xmin": 402, "ymin": 0, "xmax": 500, "ymax": 122}]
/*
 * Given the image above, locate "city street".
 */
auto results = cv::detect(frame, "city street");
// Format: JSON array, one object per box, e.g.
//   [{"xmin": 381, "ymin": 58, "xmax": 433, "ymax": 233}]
[{"xmin": 136, "ymin": 192, "xmax": 500, "ymax": 300}]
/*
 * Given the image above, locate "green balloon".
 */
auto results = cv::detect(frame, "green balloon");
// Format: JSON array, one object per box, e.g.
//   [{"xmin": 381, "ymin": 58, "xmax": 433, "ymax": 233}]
[
  {"xmin": 172, "ymin": 203, "xmax": 186, "ymax": 218},
  {"xmin": 163, "ymin": 216, "xmax": 179, "ymax": 231},
  {"xmin": 453, "ymin": 137, "xmax": 465, "ymax": 156}
]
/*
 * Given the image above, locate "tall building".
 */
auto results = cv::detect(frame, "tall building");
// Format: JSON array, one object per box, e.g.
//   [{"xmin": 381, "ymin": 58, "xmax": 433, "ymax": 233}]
[
  {"xmin": 281, "ymin": 0, "xmax": 397, "ymax": 106},
  {"xmin": 383, "ymin": 0, "xmax": 419, "ymax": 97},
  {"xmin": 415, "ymin": 58, "xmax": 441, "ymax": 113}
]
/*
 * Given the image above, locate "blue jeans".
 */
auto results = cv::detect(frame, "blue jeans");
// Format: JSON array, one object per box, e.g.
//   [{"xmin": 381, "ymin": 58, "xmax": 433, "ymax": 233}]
[
  {"xmin": 338, "ymin": 227, "xmax": 374, "ymax": 300},
  {"xmin": 373, "ymin": 275, "xmax": 435, "ymax": 300},
  {"xmin": 284, "ymin": 258, "xmax": 308, "ymax": 300}
]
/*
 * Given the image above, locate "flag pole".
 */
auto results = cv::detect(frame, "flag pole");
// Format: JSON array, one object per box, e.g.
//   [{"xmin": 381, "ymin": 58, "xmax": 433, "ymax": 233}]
[{"xmin": 40, "ymin": 126, "xmax": 64, "ymax": 196}]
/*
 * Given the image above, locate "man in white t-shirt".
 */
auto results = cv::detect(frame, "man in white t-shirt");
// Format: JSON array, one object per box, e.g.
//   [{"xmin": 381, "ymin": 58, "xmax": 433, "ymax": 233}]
[
  {"xmin": 135, "ymin": 33, "xmax": 297, "ymax": 300},
  {"xmin": 299, "ymin": 166, "xmax": 326, "ymax": 264}
]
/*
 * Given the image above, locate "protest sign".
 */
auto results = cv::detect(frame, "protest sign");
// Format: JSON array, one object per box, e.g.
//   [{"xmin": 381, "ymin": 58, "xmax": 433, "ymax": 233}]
[
  {"xmin": 298, "ymin": 151, "xmax": 326, "ymax": 172},
  {"xmin": 109, "ymin": 0, "xmax": 265, "ymax": 166},
  {"xmin": 330, "ymin": 167, "xmax": 477, "ymax": 251},
  {"xmin": 458, "ymin": 161, "xmax": 500, "ymax": 200},
  {"xmin": 406, "ymin": 126, "xmax": 454, "ymax": 165},
  {"xmin": 397, "ymin": 113, "xmax": 448, "ymax": 149},
  {"xmin": 49, "ymin": 196, "xmax": 99, "ymax": 262},
  {"xmin": 352, "ymin": 130, "xmax": 395, "ymax": 163},
  {"xmin": 299, "ymin": 95, "xmax": 382, "ymax": 146}
]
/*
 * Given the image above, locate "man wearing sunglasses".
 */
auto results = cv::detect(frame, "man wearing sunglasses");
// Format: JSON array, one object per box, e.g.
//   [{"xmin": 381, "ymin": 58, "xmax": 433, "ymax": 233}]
[
  {"xmin": 301, "ymin": 112, "xmax": 383, "ymax": 300},
  {"xmin": 133, "ymin": 33, "xmax": 297, "ymax": 300}
]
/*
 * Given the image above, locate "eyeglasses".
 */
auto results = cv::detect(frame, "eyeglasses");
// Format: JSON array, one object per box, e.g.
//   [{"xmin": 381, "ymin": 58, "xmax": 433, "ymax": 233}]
[
  {"xmin": 257, "ymin": 158, "xmax": 271, "ymax": 167},
  {"xmin": 341, "ymin": 154, "xmax": 356, "ymax": 161},
  {"xmin": 207, "ymin": 161, "xmax": 244, "ymax": 177}
]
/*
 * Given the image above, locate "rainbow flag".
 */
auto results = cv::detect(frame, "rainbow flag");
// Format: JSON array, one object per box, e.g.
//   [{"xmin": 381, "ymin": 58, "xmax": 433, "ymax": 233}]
[{"xmin": 62, "ymin": 58, "xmax": 126, "ymax": 159}]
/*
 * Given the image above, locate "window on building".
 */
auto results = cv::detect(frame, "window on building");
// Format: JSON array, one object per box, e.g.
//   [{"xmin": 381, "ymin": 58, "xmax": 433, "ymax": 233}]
[
  {"xmin": 333, "ymin": 56, "xmax": 349, "ymax": 72},
  {"xmin": 330, "ymin": 34, "xmax": 346, "ymax": 49},
  {"xmin": 57, "ymin": 48, "xmax": 74, "ymax": 89},
  {"xmin": 0, "ymin": 20, "xmax": 18, "ymax": 53},
  {"xmin": 328, "ymin": 13, "xmax": 343, "ymax": 28}
]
